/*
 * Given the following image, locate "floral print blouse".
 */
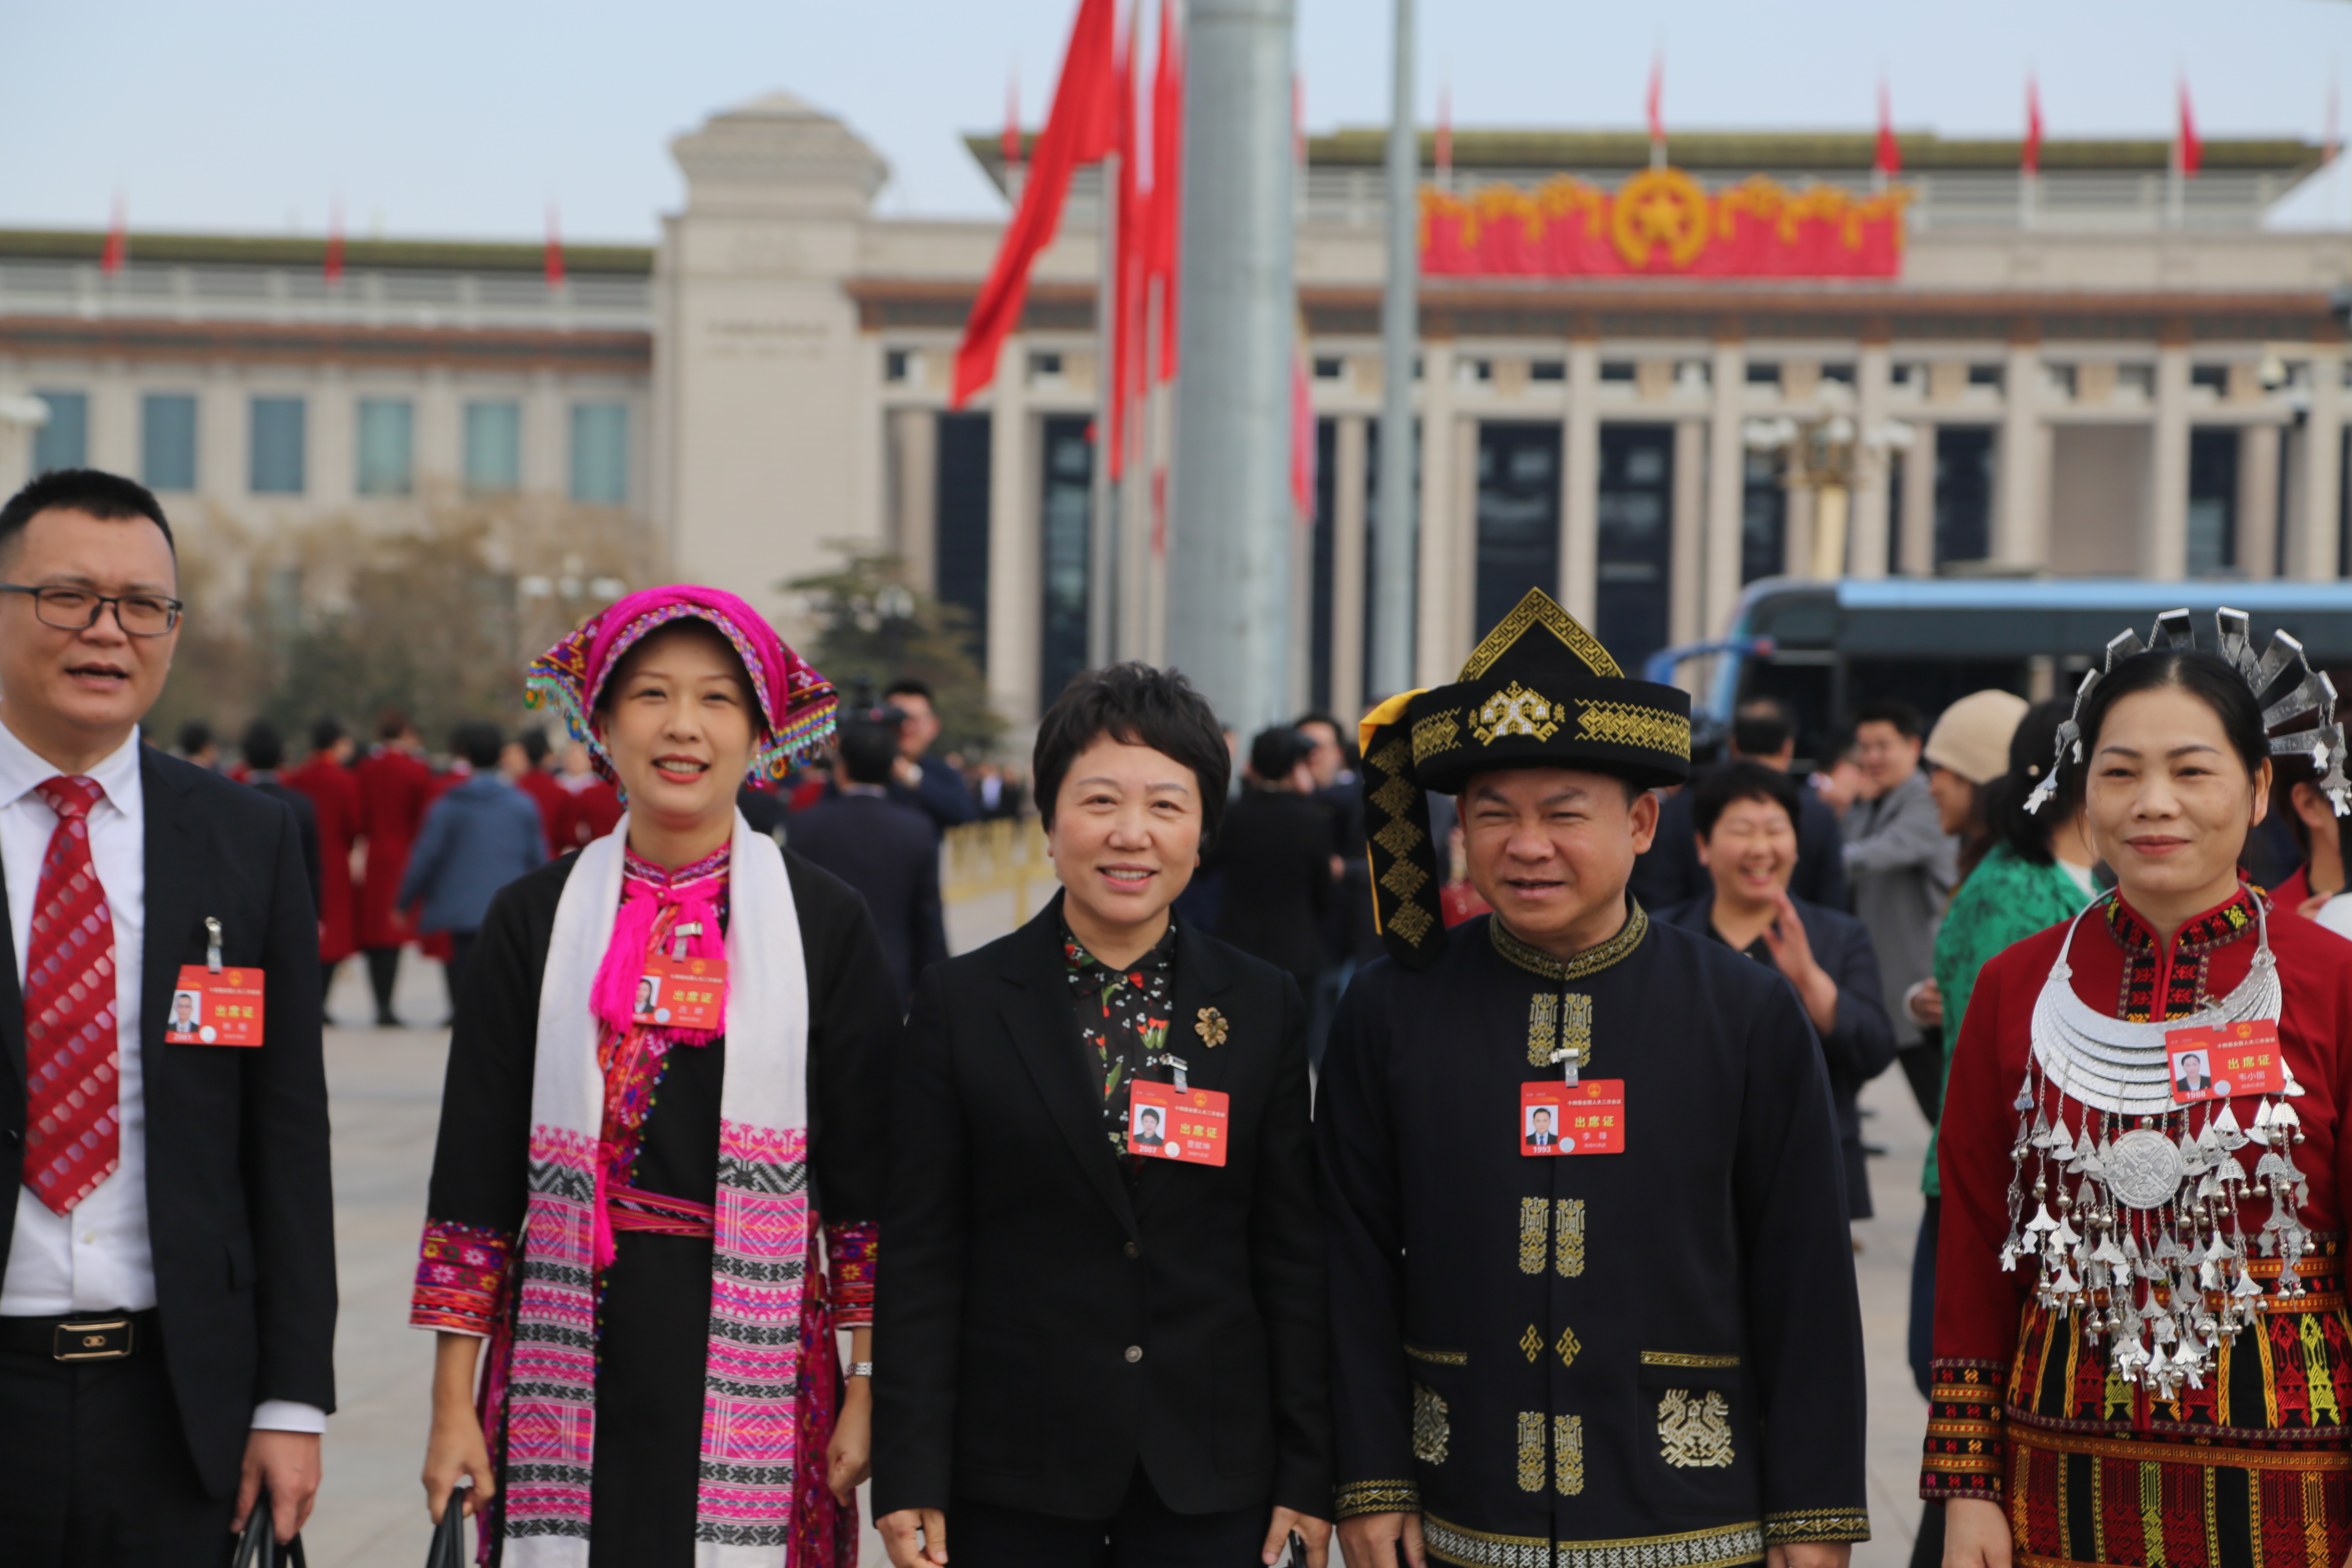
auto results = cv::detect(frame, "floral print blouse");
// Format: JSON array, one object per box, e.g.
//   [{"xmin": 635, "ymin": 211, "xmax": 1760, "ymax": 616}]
[{"xmin": 1061, "ymin": 918, "xmax": 1178, "ymax": 1157}]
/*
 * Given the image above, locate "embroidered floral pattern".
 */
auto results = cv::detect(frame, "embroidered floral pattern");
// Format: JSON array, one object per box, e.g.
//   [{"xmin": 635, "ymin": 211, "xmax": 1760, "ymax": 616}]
[
  {"xmin": 826, "ymin": 1220, "xmax": 878, "ymax": 1328},
  {"xmin": 409, "ymin": 1218, "xmax": 514, "ymax": 1336},
  {"xmin": 1061, "ymin": 920, "xmax": 1178, "ymax": 1155},
  {"xmin": 2103, "ymin": 884, "xmax": 2261, "ymax": 1022}
]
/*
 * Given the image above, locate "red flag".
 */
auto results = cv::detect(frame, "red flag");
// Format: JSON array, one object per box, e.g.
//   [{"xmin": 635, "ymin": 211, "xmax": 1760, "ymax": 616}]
[
  {"xmin": 952, "ymin": 0, "xmax": 1118, "ymax": 407},
  {"xmin": 1435, "ymin": 78, "xmax": 1452, "ymax": 184},
  {"xmin": 324, "ymin": 198, "xmax": 345, "ymax": 285},
  {"xmin": 2178, "ymin": 79, "xmax": 2202, "ymax": 178},
  {"xmin": 545, "ymin": 204, "xmax": 567, "ymax": 288},
  {"xmin": 2022, "ymin": 76, "xmax": 2044, "ymax": 175},
  {"xmin": 1149, "ymin": 0, "xmax": 1182, "ymax": 380},
  {"xmin": 1290, "ymin": 316, "xmax": 1316, "ymax": 523},
  {"xmin": 100, "ymin": 192, "xmax": 126, "ymax": 276},
  {"xmin": 1875, "ymin": 81, "xmax": 1901, "ymax": 177},
  {"xmin": 1003, "ymin": 65, "xmax": 1023, "ymax": 171},
  {"xmin": 1646, "ymin": 56, "xmax": 1664, "ymax": 149}
]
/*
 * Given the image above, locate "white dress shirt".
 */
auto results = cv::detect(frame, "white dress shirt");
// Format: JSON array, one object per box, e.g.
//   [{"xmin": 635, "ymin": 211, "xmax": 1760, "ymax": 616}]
[{"xmin": 0, "ymin": 721, "xmax": 322, "ymax": 1433}]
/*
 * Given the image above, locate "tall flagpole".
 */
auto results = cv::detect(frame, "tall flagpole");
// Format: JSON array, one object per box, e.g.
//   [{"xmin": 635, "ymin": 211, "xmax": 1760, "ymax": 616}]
[
  {"xmin": 1089, "ymin": 147, "xmax": 1120, "ymax": 670},
  {"xmin": 1370, "ymin": 0, "xmax": 1418, "ymax": 701}
]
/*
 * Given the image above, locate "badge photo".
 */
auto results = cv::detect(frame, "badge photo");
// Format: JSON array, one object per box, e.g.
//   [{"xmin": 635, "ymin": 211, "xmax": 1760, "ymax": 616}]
[
  {"xmin": 2165, "ymin": 1020, "xmax": 2285, "ymax": 1104},
  {"xmin": 1521, "ymin": 1079, "xmax": 1626, "ymax": 1156}
]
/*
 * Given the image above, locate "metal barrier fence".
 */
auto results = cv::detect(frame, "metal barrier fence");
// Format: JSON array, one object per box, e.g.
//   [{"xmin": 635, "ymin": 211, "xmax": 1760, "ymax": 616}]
[{"xmin": 941, "ymin": 817, "xmax": 1052, "ymax": 919}]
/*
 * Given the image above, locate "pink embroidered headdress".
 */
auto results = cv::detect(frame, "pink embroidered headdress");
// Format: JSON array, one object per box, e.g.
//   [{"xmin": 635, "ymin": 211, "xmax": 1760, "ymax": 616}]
[{"xmin": 525, "ymin": 583, "xmax": 838, "ymax": 785}]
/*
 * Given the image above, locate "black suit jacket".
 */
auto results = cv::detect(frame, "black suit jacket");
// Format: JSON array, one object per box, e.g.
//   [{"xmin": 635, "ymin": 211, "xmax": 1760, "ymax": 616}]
[
  {"xmin": 872, "ymin": 895, "xmax": 1331, "ymax": 1521},
  {"xmin": 1208, "ymin": 789, "xmax": 1334, "ymax": 985},
  {"xmin": 786, "ymin": 791, "xmax": 948, "ymax": 1005},
  {"xmin": 250, "ymin": 775, "xmax": 322, "ymax": 910},
  {"xmin": 1655, "ymin": 889, "xmax": 1896, "ymax": 1218},
  {"xmin": 0, "ymin": 747, "xmax": 333, "ymax": 1495},
  {"xmin": 1631, "ymin": 776, "xmax": 1850, "ymax": 914}
]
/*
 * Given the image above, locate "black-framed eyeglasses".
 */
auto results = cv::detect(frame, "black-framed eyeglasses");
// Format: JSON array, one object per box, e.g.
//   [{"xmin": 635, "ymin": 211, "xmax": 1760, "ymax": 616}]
[{"xmin": 0, "ymin": 584, "xmax": 184, "ymax": 636}]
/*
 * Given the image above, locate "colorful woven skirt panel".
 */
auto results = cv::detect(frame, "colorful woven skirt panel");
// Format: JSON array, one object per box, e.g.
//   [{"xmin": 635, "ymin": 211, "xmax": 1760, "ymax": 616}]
[{"xmin": 2001, "ymin": 1241, "xmax": 2352, "ymax": 1566}]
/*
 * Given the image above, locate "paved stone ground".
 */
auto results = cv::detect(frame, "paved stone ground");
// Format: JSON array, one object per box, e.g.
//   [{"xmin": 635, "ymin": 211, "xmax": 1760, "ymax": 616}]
[{"xmin": 296, "ymin": 927, "xmax": 1935, "ymax": 1568}]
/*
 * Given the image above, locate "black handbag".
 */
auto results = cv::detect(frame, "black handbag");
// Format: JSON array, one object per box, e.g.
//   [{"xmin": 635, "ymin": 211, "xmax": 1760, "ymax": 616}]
[
  {"xmin": 424, "ymin": 1485, "xmax": 471, "ymax": 1568},
  {"xmin": 231, "ymin": 1493, "xmax": 307, "ymax": 1568}
]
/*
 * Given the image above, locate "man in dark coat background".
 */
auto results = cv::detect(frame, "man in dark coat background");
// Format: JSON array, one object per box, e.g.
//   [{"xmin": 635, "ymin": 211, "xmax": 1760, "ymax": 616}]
[
  {"xmin": 241, "ymin": 719, "xmax": 321, "ymax": 912},
  {"xmin": 786, "ymin": 714, "xmax": 949, "ymax": 1007},
  {"xmin": 1208, "ymin": 728, "xmax": 1334, "ymax": 1007}
]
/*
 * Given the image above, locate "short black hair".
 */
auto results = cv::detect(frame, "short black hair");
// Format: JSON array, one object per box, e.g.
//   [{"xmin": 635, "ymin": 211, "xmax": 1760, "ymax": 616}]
[
  {"xmin": 1852, "ymin": 698, "xmax": 1923, "ymax": 741},
  {"xmin": 310, "ymin": 716, "xmax": 347, "ymax": 753},
  {"xmin": 1691, "ymin": 759, "xmax": 1804, "ymax": 841},
  {"xmin": 376, "ymin": 707, "xmax": 412, "ymax": 742},
  {"xmin": 519, "ymin": 726, "xmax": 551, "ymax": 766},
  {"xmin": 1293, "ymin": 712, "xmax": 1342, "ymax": 739},
  {"xmin": 1140, "ymin": 1106, "xmax": 1161, "ymax": 1123},
  {"xmin": 178, "ymin": 719, "xmax": 213, "ymax": 755},
  {"xmin": 452, "ymin": 720, "xmax": 505, "ymax": 771},
  {"xmin": 241, "ymin": 719, "xmax": 285, "ymax": 773},
  {"xmin": 836, "ymin": 719, "xmax": 901, "ymax": 786},
  {"xmin": 883, "ymin": 677, "xmax": 935, "ymax": 705},
  {"xmin": 0, "ymin": 468, "xmax": 175, "ymax": 561},
  {"xmin": 1994, "ymin": 697, "xmax": 2076, "ymax": 866},
  {"xmin": 1249, "ymin": 726, "xmax": 1309, "ymax": 783},
  {"xmin": 1731, "ymin": 697, "xmax": 1793, "ymax": 759},
  {"xmin": 1034, "ymin": 662, "xmax": 1230, "ymax": 851}
]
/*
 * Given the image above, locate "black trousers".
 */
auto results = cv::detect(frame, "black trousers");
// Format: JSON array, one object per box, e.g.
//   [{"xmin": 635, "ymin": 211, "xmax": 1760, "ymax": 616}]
[
  {"xmin": 0, "ymin": 1330, "xmax": 234, "ymax": 1566},
  {"xmin": 366, "ymin": 945, "xmax": 402, "ymax": 1023},
  {"xmin": 950, "ymin": 1466, "xmax": 1269, "ymax": 1568}
]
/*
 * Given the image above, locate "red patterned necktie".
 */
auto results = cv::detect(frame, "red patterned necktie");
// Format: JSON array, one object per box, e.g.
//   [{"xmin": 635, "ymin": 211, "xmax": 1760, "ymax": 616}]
[{"xmin": 22, "ymin": 776, "xmax": 119, "ymax": 1214}]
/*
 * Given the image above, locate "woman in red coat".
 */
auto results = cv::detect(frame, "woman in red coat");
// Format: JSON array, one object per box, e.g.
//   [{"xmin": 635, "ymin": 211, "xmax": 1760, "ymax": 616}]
[
  {"xmin": 356, "ymin": 710, "xmax": 434, "ymax": 1027},
  {"xmin": 285, "ymin": 717, "xmax": 363, "ymax": 976},
  {"xmin": 1929, "ymin": 615, "xmax": 2352, "ymax": 1568}
]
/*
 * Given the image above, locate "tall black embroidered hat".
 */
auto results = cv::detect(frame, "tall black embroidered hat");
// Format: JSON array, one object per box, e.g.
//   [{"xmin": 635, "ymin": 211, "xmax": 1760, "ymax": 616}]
[{"xmin": 1358, "ymin": 586, "xmax": 1693, "ymax": 970}]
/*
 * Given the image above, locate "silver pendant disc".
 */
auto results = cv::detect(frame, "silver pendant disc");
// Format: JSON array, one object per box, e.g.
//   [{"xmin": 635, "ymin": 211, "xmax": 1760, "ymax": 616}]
[{"xmin": 2105, "ymin": 1128, "xmax": 2186, "ymax": 1210}]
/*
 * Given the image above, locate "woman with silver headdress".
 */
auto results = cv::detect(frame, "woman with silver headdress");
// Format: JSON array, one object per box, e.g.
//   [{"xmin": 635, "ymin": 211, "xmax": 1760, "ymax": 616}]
[{"xmin": 1927, "ymin": 611, "xmax": 2352, "ymax": 1568}]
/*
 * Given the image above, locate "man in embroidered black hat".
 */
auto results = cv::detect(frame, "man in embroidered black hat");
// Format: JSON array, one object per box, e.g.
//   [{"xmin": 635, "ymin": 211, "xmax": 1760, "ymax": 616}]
[{"xmin": 1319, "ymin": 588, "xmax": 1869, "ymax": 1568}]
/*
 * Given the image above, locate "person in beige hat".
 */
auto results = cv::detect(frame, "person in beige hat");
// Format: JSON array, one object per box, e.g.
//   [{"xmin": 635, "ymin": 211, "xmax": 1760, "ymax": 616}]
[{"xmin": 1922, "ymin": 690, "xmax": 2031, "ymax": 879}]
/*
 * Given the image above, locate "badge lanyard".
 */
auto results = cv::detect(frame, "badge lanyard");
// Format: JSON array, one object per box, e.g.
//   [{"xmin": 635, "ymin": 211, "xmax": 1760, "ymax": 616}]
[
  {"xmin": 169, "ymin": 916, "xmax": 266, "ymax": 1047},
  {"xmin": 1522, "ymin": 980, "xmax": 1624, "ymax": 1157}
]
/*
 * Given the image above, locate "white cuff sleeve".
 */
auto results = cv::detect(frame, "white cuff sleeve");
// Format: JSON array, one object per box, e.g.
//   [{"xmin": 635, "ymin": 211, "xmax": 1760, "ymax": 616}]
[{"xmin": 251, "ymin": 1400, "xmax": 328, "ymax": 1434}]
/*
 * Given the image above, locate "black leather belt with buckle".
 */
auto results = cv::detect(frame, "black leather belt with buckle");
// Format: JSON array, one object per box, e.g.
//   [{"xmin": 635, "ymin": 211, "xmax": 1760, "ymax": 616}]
[{"xmin": 0, "ymin": 1308, "xmax": 152, "ymax": 1363}]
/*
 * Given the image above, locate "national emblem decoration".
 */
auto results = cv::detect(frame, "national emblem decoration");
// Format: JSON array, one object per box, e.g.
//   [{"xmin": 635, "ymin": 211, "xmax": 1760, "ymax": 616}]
[
  {"xmin": 1610, "ymin": 167, "xmax": 1712, "ymax": 271},
  {"xmin": 1195, "ymin": 1007, "xmax": 1227, "ymax": 1048},
  {"xmin": 1472, "ymin": 682, "xmax": 1562, "ymax": 746},
  {"xmin": 1658, "ymin": 1389, "xmax": 1735, "ymax": 1468}
]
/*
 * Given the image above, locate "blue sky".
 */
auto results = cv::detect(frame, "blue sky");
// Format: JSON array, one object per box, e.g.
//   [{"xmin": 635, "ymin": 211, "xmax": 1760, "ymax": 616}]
[{"xmin": 7, "ymin": 0, "xmax": 2350, "ymax": 241}]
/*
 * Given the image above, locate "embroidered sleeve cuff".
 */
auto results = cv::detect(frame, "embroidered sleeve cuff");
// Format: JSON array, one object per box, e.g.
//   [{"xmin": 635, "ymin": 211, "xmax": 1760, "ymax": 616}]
[
  {"xmin": 1763, "ymin": 1508, "xmax": 1871, "ymax": 1545},
  {"xmin": 1920, "ymin": 1357, "xmax": 2007, "ymax": 1503},
  {"xmin": 1335, "ymin": 1479, "xmax": 1422, "ymax": 1519},
  {"xmin": 409, "ymin": 1218, "xmax": 515, "ymax": 1337},
  {"xmin": 826, "ymin": 1220, "xmax": 878, "ymax": 1328}
]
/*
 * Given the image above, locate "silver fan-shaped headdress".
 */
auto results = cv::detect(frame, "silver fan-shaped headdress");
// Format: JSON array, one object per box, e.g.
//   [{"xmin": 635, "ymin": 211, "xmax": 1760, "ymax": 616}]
[{"xmin": 2023, "ymin": 606, "xmax": 2351, "ymax": 819}]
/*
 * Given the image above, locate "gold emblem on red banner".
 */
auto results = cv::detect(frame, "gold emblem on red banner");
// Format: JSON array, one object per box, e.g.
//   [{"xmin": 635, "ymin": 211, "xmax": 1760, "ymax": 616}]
[{"xmin": 1610, "ymin": 168, "xmax": 1711, "ymax": 270}]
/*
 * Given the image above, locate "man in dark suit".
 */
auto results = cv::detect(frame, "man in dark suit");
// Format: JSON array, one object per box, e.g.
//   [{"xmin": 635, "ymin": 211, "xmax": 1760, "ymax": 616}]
[
  {"xmin": 241, "ymin": 718, "xmax": 321, "ymax": 910},
  {"xmin": 1657, "ymin": 759, "xmax": 1895, "ymax": 1219},
  {"xmin": 1207, "ymin": 728, "xmax": 1334, "ymax": 1000},
  {"xmin": 884, "ymin": 678, "xmax": 979, "ymax": 838},
  {"xmin": 0, "ymin": 470, "xmax": 332, "ymax": 1562},
  {"xmin": 787, "ymin": 715, "xmax": 949, "ymax": 1006},
  {"xmin": 1524, "ymin": 1107, "xmax": 1557, "ymax": 1149},
  {"xmin": 874, "ymin": 662, "xmax": 1330, "ymax": 1568},
  {"xmin": 1632, "ymin": 695, "xmax": 1850, "ymax": 913}
]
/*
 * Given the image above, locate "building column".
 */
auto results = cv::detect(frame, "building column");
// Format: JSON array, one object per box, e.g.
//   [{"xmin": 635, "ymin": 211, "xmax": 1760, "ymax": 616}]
[
  {"xmin": 1703, "ymin": 340, "xmax": 1747, "ymax": 633},
  {"xmin": 1849, "ymin": 344, "xmax": 1892, "ymax": 578},
  {"xmin": 1450, "ymin": 415, "xmax": 1478, "ymax": 654},
  {"xmin": 889, "ymin": 408, "xmax": 939, "ymax": 595},
  {"xmin": 1332, "ymin": 413, "xmax": 1370, "ymax": 724},
  {"xmin": 1996, "ymin": 343, "xmax": 2047, "ymax": 570},
  {"xmin": 91, "ymin": 358, "xmax": 137, "ymax": 477},
  {"xmin": 1413, "ymin": 341, "xmax": 1457, "ymax": 688},
  {"xmin": 2290, "ymin": 352, "xmax": 2343, "ymax": 581},
  {"xmin": 418, "ymin": 365, "xmax": 458, "ymax": 496},
  {"xmin": 2239, "ymin": 423, "xmax": 2281, "ymax": 579},
  {"xmin": 1784, "ymin": 481, "xmax": 1815, "ymax": 579},
  {"xmin": 1561, "ymin": 341, "xmax": 1600, "ymax": 628},
  {"xmin": 2145, "ymin": 345, "xmax": 2191, "ymax": 579},
  {"xmin": 1900, "ymin": 425, "xmax": 1937, "ymax": 575},
  {"xmin": 524, "ymin": 368, "xmax": 566, "ymax": 498},
  {"xmin": 1669, "ymin": 419, "xmax": 1705, "ymax": 648},
  {"xmin": 312, "ymin": 363, "xmax": 353, "ymax": 510},
  {"xmin": 986, "ymin": 356, "xmax": 1040, "ymax": 727}
]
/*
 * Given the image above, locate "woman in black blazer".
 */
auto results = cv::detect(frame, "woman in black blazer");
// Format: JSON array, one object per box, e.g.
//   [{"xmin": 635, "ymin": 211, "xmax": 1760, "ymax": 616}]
[{"xmin": 873, "ymin": 664, "xmax": 1332, "ymax": 1568}]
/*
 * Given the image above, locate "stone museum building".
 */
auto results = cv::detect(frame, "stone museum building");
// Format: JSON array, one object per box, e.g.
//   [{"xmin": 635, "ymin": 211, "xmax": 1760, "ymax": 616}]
[{"xmin": 0, "ymin": 92, "xmax": 2342, "ymax": 727}]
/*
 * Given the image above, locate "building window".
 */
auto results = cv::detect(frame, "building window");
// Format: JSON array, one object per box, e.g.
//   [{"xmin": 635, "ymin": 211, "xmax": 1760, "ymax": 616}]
[
  {"xmin": 884, "ymin": 349, "xmax": 915, "ymax": 383},
  {"xmin": 1820, "ymin": 363, "xmax": 1856, "ymax": 385},
  {"xmin": 1309, "ymin": 418, "xmax": 1339, "ymax": 712},
  {"xmin": 2190, "ymin": 364, "xmax": 2229, "ymax": 394},
  {"xmin": 356, "ymin": 399, "xmax": 415, "ymax": 497},
  {"xmin": 1933, "ymin": 428, "xmax": 1996, "ymax": 568},
  {"xmin": 31, "ymin": 390, "xmax": 89, "ymax": 473},
  {"xmin": 1474, "ymin": 422, "xmax": 1562, "ymax": 637},
  {"xmin": 1599, "ymin": 362, "xmax": 1636, "ymax": 384},
  {"xmin": 2186, "ymin": 428, "xmax": 2238, "ymax": 576},
  {"xmin": 935, "ymin": 412, "xmax": 991, "ymax": 666},
  {"xmin": 141, "ymin": 394, "xmax": 198, "ymax": 491},
  {"xmin": 570, "ymin": 403, "xmax": 630, "ymax": 504},
  {"xmin": 1967, "ymin": 364, "xmax": 2005, "ymax": 390},
  {"xmin": 1038, "ymin": 414, "xmax": 1092, "ymax": 713},
  {"xmin": 1313, "ymin": 356, "xmax": 1345, "ymax": 382},
  {"xmin": 1745, "ymin": 363, "xmax": 1782, "ymax": 386},
  {"xmin": 1530, "ymin": 360, "xmax": 1566, "ymax": 383},
  {"xmin": 1597, "ymin": 425, "xmax": 1674, "ymax": 671},
  {"xmin": 1740, "ymin": 450, "xmax": 1786, "ymax": 585},
  {"xmin": 249, "ymin": 396, "xmax": 307, "ymax": 495},
  {"xmin": 1029, "ymin": 352, "xmax": 1065, "ymax": 384},
  {"xmin": 464, "ymin": 401, "xmax": 523, "ymax": 494}
]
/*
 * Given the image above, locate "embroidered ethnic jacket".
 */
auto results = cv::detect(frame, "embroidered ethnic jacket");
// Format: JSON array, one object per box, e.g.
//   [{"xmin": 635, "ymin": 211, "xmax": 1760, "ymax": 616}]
[
  {"xmin": 1927, "ymin": 887, "xmax": 2352, "ymax": 1565},
  {"xmin": 1319, "ymin": 903, "xmax": 1870, "ymax": 1568}
]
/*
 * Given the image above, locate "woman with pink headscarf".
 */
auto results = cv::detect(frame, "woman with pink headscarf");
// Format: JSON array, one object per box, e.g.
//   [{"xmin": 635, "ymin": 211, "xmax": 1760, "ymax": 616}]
[{"xmin": 407, "ymin": 586, "xmax": 900, "ymax": 1566}]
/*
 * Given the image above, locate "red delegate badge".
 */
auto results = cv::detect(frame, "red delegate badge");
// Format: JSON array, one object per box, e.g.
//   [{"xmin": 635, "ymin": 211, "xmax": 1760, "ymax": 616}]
[
  {"xmin": 167, "ymin": 965, "xmax": 265, "ymax": 1047},
  {"xmin": 1128, "ymin": 1081, "xmax": 1229, "ymax": 1166},
  {"xmin": 2165, "ymin": 1020, "xmax": 2285, "ymax": 1104},
  {"xmin": 633, "ymin": 956, "xmax": 728, "ymax": 1032},
  {"xmin": 1521, "ymin": 1080, "xmax": 1625, "ymax": 1156}
]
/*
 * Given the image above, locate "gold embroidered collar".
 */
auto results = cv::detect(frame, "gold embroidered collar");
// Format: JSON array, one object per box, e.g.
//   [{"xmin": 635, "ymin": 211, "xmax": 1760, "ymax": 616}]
[{"xmin": 1488, "ymin": 900, "xmax": 1648, "ymax": 982}]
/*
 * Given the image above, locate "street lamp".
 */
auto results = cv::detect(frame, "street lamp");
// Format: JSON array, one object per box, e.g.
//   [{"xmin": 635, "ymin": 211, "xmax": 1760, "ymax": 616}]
[{"xmin": 1743, "ymin": 385, "xmax": 1915, "ymax": 579}]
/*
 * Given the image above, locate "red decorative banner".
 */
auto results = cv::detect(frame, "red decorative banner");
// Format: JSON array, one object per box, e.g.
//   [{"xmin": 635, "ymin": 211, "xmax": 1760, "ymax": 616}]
[{"xmin": 1421, "ymin": 169, "xmax": 1909, "ymax": 279}]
